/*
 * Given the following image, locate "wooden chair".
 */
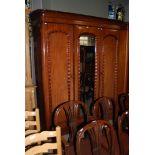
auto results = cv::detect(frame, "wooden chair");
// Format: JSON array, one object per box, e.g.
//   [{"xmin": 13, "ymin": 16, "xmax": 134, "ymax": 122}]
[
  {"xmin": 76, "ymin": 120, "xmax": 120, "ymax": 155},
  {"xmin": 51, "ymin": 100, "xmax": 88, "ymax": 155},
  {"xmin": 25, "ymin": 126, "xmax": 62, "ymax": 155},
  {"xmin": 118, "ymin": 111, "xmax": 129, "ymax": 155},
  {"xmin": 25, "ymin": 108, "xmax": 40, "ymax": 136},
  {"xmin": 118, "ymin": 93, "xmax": 129, "ymax": 115},
  {"xmin": 90, "ymin": 97, "xmax": 114, "ymax": 125}
]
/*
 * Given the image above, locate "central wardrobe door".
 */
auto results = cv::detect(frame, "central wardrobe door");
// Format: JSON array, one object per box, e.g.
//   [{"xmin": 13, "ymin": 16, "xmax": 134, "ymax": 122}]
[
  {"xmin": 74, "ymin": 25, "xmax": 102, "ymax": 106},
  {"xmin": 44, "ymin": 24, "xmax": 74, "ymax": 129},
  {"xmin": 80, "ymin": 35, "xmax": 95, "ymax": 108}
]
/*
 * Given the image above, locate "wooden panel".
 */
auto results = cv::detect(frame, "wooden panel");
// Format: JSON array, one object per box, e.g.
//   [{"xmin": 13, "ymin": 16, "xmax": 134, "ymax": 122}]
[
  {"xmin": 25, "ymin": 86, "xmax": 37, "ymax": 110},
  {"xmin": 47, "ymin": 25, "xmax": 74, "ymax": 111},
  {"xmin": 40, "ymin": 23, "xmax": 73, "ymax": 129},
  {"xmin": 99, "ymin": 28, "xmax": 129, "ymax": 122},
  {"xmin": 99, "ymin": 30, "xmax": 119, "ymax": 121},
  {"xmin": 117, "ymin": 29, "xmax": 129, "ymax": 94},
  {"xmin": 25, "ymin": 8, "xmax": 37, "ymax": 111},
  {"xmin": 30, "ymin": 10, "xmax": 127, "ymax": 30},
  {"xmin": 25, "ymin": 8, "xmax": 32, "ymax": 85},
  {"xmin": 100, "ymin": 34, "xmax": 118, "ymax": 98}
]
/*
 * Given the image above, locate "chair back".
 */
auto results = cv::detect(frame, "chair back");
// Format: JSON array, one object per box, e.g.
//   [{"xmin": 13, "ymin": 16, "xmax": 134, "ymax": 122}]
[
  {"xmin": 52, "ymin": 100, "xmax": 88, "ymax": 143},
  {"xmin": 25, "ymin": 126, "xmax": 62, "ymax": 155},
  {"xmin": 118, "ymin": 93, "xmax": 129, "ymax": 115},
  {"xmin": 118, "ymin": 111, "xmax": 129, "ymax": 155},
  {"xmin": 90, "ymin": 97, "xmax": 114, "ymax": 125},
  {"xmin": 25, "ymin": 108, "xmax": 40, "ymax": 136},
  {"xmin": 76, "ymin": 120, "xmax": 120, "ymax": 155}
]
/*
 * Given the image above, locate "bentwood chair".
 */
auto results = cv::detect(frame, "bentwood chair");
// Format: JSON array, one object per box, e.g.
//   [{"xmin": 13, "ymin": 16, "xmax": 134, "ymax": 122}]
[
  {"xmin": 90, "ymin": 97, "xmax": 114, "ymax": 125},
  {"xmin": 118, "ymin": 93, "xmax": 129, "ymax": 115},
  {"xmin": 25, "ymin": 108, "xmax": 40, "ymax": 136},
  {"xmin": 118, "ymin": 111, "xmax": 129, "ymax": 155},
  {"xmin": 25, "ymin": 126, "xmax": 62, "ymax": 155},
  {"xmin": 76, "ymin": 120, "xmax": 120, "ymax": 155},
  {"xmin": 51, "ymin": 100, "xmax": 88, "ymax": 155}
]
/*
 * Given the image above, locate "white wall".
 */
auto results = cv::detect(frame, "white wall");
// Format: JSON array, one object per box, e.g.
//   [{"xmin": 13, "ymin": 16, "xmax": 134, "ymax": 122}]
[
  {"xmin": 32, "ymin": 0, "xmax": 42, "ymax": 10},
  {"xmin": 43, "ymin": 0, "xmax": 128, "ymax": 21},
  {"xmin": 44, "ymin": 0, "xmax": 108, "ymax": 18},
  {"xmin": 32, "ymin": 0, "xmax": 129, "ymax": 22}
]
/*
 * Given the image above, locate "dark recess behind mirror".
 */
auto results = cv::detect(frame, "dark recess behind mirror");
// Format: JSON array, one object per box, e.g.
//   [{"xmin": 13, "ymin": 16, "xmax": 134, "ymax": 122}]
[{"xmin": 80, "ymin": 44, "xmax": 95, "ymax": 108}]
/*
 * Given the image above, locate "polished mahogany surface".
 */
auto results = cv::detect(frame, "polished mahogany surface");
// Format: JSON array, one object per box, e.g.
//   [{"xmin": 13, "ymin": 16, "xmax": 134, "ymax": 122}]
[
  {"xmin": 118, "ymin": 111, "xmax": 129, "ymax": 155},
  {"xmin": 51, "ymin": 100, "xmax": 88, "ymax": 155},
  {"xmin": 51, "ymin": 100, "xmax": 87, "ymax": 139},
  {"xmin": 30, "ymin": 10, "xmax": 129, "ymax": 130},
  {"xmin": 118, "ymin": 93, "xmax": 129, "ymax": 115},
  {"xmin": 90, "ymin": 96, "xmax": 114, "ymax": 125},
  {"xmin": 76, "ymin": 120, "xmax": 120, "ymax": 155}
]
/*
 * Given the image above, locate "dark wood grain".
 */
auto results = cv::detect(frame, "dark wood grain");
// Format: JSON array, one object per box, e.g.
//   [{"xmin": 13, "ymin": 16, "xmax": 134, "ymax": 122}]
[
  {"xmin": 76, "ymin": 120, "xmax": 120, "ymax": 155},
  {"xmin": 51, "ymin": 100, "xmax": 87, "ymax": 155},
  {"xmin": 30, "ymin": 10, "xmax": 129, "ymax": 130},
  {"xmin": 90, "ymin": 96, "xmax": 114, "ymax": 125},
  {"xmin": 118, "ymin": 111, "xmax": 129, "ymax": 155}
]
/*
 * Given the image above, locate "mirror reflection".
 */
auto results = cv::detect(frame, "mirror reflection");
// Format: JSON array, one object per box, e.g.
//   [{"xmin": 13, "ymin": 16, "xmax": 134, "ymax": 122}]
[{"xmin": 80, "ymin": 35, "xmax": 95, "ymax": 108}]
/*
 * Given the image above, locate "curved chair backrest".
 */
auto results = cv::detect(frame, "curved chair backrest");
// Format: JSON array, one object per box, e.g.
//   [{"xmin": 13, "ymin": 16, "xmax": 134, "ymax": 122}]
[
  {"xmin": 25, "ymin": 126, "xmax": 62, "ymax": 155},
  {"xmin": 118, "ymin": 111, "xmax": 129, "ymax": 155},
  {"xmin": 118, "ymin": 93, "xmax": 129, "ymax": 115},
  {"xmin": 25, "ymin": 108, "xmax": 40, "ymax": 136},
  {"xmin": 90, "ymin": 97, "xmax": 114, "ymax": 125},
  {"xmin": 52, "ymin": 100, "xmax": 88, "ymax": 143},
  {"xmin": 76, "ymin": 120, "xmax": 120, "ymax": 155}
]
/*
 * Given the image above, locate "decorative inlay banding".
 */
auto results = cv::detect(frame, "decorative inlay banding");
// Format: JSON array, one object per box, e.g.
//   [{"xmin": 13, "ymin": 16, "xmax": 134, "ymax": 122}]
[{"xmin": 47, "ymin": 30, "xmax": 72, "ymax": 111}]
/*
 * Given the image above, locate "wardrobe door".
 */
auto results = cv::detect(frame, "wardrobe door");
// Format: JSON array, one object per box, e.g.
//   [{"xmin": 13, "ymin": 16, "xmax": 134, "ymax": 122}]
[
  {"xmin": 117, "ymin": 28, "xmax": 129, "ymax": 94},
  {"xmin": 37, "ymin": 23, "xmax": 74, "ymax": 129},
  {"xmin": 100, "ymin": 29, "xmax": 119, "ymax": 98},
  {"xmin": 99, "ymin": 28, "xmax": 128, "ymax": 120},
  {"xmin": 99, "ymin": 29, "xmax": 120, "ymax": 119},
  {"xmin": 74, "ymin": 25, "xmax": 102, "ymax": 106}
]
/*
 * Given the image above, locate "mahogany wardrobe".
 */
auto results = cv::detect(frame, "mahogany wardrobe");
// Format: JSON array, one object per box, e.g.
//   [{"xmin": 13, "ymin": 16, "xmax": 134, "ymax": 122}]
[{"xmin": 30, "ymin": 10, "xmax": 129, "ymax": 130}]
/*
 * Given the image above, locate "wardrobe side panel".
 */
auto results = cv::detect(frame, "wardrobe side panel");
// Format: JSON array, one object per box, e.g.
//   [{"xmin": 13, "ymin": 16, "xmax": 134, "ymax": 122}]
[{"xmin": 117, "ymin": 29, "xmax": 129, "ymax": 94}]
